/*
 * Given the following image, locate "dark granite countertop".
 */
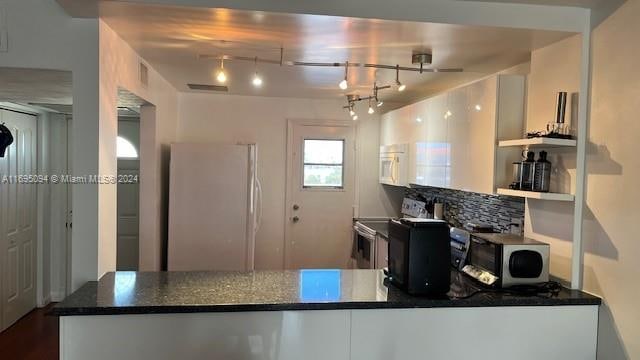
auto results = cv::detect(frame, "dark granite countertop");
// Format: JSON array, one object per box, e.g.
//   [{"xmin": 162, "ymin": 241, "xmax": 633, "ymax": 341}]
[{"xmin": 52, "ymin": 269, "xmax": 600, "ymax": 316}]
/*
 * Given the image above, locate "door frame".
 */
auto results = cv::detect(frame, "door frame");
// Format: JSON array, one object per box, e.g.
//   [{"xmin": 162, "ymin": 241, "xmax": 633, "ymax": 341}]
[{"xmin": 283, "ymin": 119, "xmax": 356, "ymax": 269}]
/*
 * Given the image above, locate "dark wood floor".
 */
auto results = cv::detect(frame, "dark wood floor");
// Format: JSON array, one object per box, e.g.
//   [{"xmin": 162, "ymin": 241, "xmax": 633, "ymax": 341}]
[{"xmin": 0, "ymin": 304, "xmax": 59, "ymax": 360}]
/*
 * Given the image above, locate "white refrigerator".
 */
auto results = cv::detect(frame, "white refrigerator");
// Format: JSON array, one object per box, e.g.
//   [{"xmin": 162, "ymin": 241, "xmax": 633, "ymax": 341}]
[{"xmin": 168, "ymin": 143, "xmax": 262, "ymax": 271}]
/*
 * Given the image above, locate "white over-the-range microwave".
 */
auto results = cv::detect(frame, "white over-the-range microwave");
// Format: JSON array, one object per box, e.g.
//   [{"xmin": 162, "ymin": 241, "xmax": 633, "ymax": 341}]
[{"xmin": 379, "ymin": 143, "xmax": 408, "ymax": 186}]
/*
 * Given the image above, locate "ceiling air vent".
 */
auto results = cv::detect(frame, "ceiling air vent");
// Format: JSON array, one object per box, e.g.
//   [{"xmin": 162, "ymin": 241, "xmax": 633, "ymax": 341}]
[
  {"xmin": 187, "ymin": 83, "xmax": 228, "ymax": 92},
  {"xmin": 139, "ymin": 62, "xmax": 149, "ymax": 87}
]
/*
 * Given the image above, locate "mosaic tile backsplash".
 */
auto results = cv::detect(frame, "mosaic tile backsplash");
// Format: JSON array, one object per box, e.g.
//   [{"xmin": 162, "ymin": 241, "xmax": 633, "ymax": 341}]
[{"xmin": 405, "ymin": 186, "xmax": 525, "ymax": 233}]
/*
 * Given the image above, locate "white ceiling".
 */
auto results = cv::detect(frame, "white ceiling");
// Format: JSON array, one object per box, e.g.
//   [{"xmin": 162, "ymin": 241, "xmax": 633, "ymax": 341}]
[
  {"xmin": 100, "ymin": 2, "xmax": 576, "ymax": 107},
  {"xmin": 0, "ymin": 68, "xmax": 73, "ymax": 105},
  {"xmin": 457, "ymin": 0, "xmax": 607, "ymax": 8}
]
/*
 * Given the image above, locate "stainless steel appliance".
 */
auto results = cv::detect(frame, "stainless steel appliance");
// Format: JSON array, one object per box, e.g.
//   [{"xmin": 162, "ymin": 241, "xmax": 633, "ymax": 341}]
[
  {"xmin": 462, "ymin": 233, "xmax": 550, "ymax": 288},
  {"xmin": 450, "ymin": 227, "xmax": 471, "ymax": 270},
  {"xmin": 387, "ymin": 218, "xmax": 450, "ymax": 295},
  {"xmin": 353, "ymin": 221, "xmax": 378, "ymax": 269}
]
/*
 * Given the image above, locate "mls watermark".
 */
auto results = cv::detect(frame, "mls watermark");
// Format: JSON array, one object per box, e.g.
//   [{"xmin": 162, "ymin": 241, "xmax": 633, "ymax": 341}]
[{"xmin": 1, "ymin": 174, "xmax": 138, "ymax": 184}]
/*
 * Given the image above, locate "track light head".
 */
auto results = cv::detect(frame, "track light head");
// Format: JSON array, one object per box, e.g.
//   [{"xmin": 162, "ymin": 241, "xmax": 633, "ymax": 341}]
[
  {"xmin": 339, "ymin": 61, "xmax": 349, "ymax": 90},
  {"xmin": 252, "ymin": 72, "xmax": 263, "ymax": 87},
  {"xmin": 395, "ymin": 64, "xmax": 406, "ymax": 92},
  {"xmin": 251, "ymin": 57, "xmax": 262, "ymax": 87},
  {"xmin": 216, "ymin": 58, "xmax": 227, "ymax": 83},
  {"xmin": 352, "ymin": 114, "xmax": 358, "ymax": 121}
]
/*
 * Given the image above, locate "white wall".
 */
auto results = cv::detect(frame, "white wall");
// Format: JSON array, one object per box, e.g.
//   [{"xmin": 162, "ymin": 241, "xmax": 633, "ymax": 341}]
[
  {"xmin": 0, "ymin": 1, "xmax": 179, "ymax": 295},
  {"xmin": 584, "ymin": 1, "xmax": 640, "ymax": 357},
  {"xmin": 0, "ymin": 0, "xmax": 99, "ymax": 292},
  {"xmin": 524, "ymin": 34, "xmax": 582, "ymax": 281},
  {"xmin": 177, "ymin": 93, "xmax": 396, "ymax": 269},
  {"xmin": 525, "ymin": 2, "xmax": 640, "ymax": 357},
  {"xmin": 98, "ymin": 20, "xmax": 179, "ymax": 274}
]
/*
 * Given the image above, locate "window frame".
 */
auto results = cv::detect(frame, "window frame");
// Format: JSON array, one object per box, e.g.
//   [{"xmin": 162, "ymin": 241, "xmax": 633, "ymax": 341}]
[{"xmin": 301, "ymin": 138, "xmax": 346, "ymax": 190}]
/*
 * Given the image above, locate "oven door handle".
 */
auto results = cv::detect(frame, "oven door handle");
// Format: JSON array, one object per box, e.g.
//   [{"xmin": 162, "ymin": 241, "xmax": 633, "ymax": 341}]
[
  {"xmin": 357, "ymin": 230, "xmax": 376, "ymax": 241},
  {"xmin": 471, "ymin": 237, "xmax": 487, "ymax": 244}
]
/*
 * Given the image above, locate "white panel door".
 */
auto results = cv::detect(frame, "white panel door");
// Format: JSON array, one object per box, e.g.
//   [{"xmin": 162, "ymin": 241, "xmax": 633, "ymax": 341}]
[
  {"xmin": 0, "ymin": 109, "xmax": 37, "ymax": 331},
  {"xmin": 116, "ymin": 165, "xmax": 139, "ymax": 271},
  {"xmin": 285, "ymin": 121, "xmax": 355, "ymax": 269}
]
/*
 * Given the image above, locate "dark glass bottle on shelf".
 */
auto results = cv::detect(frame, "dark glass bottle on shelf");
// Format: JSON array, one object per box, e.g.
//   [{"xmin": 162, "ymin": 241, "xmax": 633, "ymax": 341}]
[
  {"xmin": 533, "ymin": 151, "xmax": 552, "ymax": 192},
  {"xmin": 520, "ymin": 151, "xmax": 536, "ymax": 191}
]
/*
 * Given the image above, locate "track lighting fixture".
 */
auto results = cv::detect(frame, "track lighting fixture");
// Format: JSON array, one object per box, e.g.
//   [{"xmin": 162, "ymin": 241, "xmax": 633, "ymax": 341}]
[
  {"xmin": 252, "ymin": 74, "xmax": 263, "ymax": 87},
  {"xmin": 395, "ymin": 65, "xmax": 406, "ymax": 92},
  {"xmin": 216, "ymin": 58, "xmax": 227, "ymax": 83},
  {"xmin": 352, "ymin": 114, "xmax": 358, "ymax": 121},
  {"xmin": 372, "ymin": 81, "xmax": 384, "ymax": 108},
  {"xmin": 339, "ymin": 61, "xmax": 349, "ymax": 90},
  {"xmin": 368, "ymin": 98, "xmax": 375, "ymax": 114},
  {"xmin": 349, "ymin": 108, "xmax": 355, "ymax": 117},
  {"xmin": 251, "ymin": 57, "xmax": 263, "ymax": 87}
]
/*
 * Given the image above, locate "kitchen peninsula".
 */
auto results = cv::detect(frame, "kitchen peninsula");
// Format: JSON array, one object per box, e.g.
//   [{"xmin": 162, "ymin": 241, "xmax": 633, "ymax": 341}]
[{"xmin": 54, "ymin": 270, "xmax": 600, "ymax": 360}]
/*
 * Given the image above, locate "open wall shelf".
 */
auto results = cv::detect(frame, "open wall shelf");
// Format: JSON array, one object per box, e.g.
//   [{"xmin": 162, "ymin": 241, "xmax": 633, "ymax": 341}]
[
  {"xmin": 498, "ymin": 138, "xmax": 577, "ymax": 148},
  {"xmin": 497, "ymin": 188, "xmax": 575, "ymax": 201}
]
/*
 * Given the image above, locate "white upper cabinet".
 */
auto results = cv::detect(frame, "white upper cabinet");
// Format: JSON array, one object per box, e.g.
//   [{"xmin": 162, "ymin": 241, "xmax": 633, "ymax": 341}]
[
  {"xmin": 446, "ymin": 87, "xmax": 470, "ymax": 191},
  {"xmin": 380, "ymin": 74, "xmax": 525, "ymax": 194},
  {"xmin": 421, "ymin": 93, "xmax": 448, "ymax": 188}
]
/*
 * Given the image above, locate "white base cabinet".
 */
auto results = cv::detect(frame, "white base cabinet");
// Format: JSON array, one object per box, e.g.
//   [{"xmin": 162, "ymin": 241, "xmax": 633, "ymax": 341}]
[
  {"xmin": 60, "ymin": 306, "xmax": 598, "ymax": 360},
  {"xmin": 380, "ymin": 74, "xmax": 525, "ymax": 194}
]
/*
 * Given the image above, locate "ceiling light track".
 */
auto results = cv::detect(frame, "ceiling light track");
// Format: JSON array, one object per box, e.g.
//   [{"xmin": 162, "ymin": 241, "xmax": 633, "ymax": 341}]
[{"xmin": 198, "ymin": 54, "xmax": 463, "ymax": 73}]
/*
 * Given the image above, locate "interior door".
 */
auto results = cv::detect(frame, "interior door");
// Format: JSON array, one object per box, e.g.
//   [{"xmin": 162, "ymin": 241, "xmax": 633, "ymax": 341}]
[
  {"xmin": 285, "ymin": 121, "xmax": 356, "ymax": 269},
  {"xmin": 0, "ymin": 108, "xmax": 37, "ymax": 331},
  {"xmin": 116, "ymin": 166, "xmax": 139, "ymax": 271}
]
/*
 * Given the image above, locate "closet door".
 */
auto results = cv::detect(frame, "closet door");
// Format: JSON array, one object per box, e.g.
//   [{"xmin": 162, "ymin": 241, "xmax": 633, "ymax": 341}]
[{"xmin": 0, "ymin": 109, "xmax": 37, "ymax": 331}]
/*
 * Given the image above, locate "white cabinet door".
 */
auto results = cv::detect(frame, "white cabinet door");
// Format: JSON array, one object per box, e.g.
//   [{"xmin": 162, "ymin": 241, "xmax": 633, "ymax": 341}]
[
  {"xmin": 446, "ymin": 87, "xmax": 470, "ymax": 191},
  {"xmin": 467, "ymin": 77, "xmax": 498, "ymax": 194},
  {"xmin": 409, "ymin": 100, "xmax": 427, "ymax": 185},
  {"xmin": 422, "ymin": 94, "xmax": 448, "ymax": 187},
  {"xmin": 62, "ymin": 310, "xmax": 352, "ymax": 360},
  {"xmin": 350, "ymin": 307, "xmax": 598, "ymax": 360}
]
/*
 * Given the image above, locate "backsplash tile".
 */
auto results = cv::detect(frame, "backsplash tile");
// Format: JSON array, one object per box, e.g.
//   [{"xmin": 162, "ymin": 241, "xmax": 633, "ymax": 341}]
[{"xmin": 405, "ymin": 186, "xmax": 525, "ymax": 233}]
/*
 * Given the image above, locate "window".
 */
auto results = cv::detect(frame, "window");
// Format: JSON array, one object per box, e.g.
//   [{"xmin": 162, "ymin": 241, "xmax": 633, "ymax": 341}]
[
  {"xmin": 303, "ymin": 139, "xmax": 344, "ymax": 188},
  {"xmin": 117, "ymin": 136, "xmax": 139, "ymax": 159}
]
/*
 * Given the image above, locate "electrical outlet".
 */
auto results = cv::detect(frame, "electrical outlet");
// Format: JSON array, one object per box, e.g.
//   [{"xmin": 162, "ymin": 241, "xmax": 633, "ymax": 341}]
[
  {"xmin": 510, "ymin": 217, "xmax": 524, "ymax": 236},
  {"xmin": 0, "ymin": 29, "xmax": 7, "ymax": 52},
  {"xmin": 0, "ymin": 8, "xmax": 7, "ymax": 52}
]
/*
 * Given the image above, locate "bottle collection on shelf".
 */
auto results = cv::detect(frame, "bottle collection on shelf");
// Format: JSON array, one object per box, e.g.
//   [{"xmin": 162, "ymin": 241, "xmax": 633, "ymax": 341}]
[{"xmin": 510, "ymin": 150, "xmax": 551, "ymax": 193}]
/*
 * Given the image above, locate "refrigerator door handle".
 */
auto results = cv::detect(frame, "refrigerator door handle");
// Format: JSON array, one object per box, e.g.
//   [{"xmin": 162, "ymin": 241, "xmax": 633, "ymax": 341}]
[{"xmin": 255, "ymin": 177, "xmax": 263, "ymax": 233}]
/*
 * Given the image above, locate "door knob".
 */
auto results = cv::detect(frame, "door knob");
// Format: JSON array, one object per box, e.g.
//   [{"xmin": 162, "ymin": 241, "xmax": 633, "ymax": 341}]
[
  {"xmin": 292, "ymin": 216, "xmax": 300, "ymax": 223},
  {"xmin": 293, "ymin": 204, "xmax": 300, "ymax": 210}
]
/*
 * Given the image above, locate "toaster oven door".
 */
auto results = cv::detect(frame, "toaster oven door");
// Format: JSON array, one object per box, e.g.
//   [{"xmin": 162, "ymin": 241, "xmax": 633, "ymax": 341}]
[{"xmin": 502, "ymin": 245, "xmax": 550, "ymax": 287}]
